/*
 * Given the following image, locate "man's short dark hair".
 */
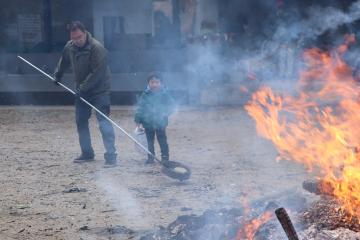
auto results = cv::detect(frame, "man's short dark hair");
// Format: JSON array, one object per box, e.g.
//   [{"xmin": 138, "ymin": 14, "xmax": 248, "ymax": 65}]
[
  {"xmin": 67, "ymin": 21, "xmax": 86, "ymax": 33},
  {"xmin": 147, "ymin": 72, "xmax": 162, "ymax": 82}
]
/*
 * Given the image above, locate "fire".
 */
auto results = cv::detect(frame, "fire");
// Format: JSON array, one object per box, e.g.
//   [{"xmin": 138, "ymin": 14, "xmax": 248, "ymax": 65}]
[
  {"xmin": 236, "ymin": 211, "xmax": 273, "ymax": 240},
  {"xmin": 235, "ymin": 198, "xmax": 273, "ymax": 240},
  {"xmin": 245, "ymin": 35, "xmax": 360, "ymax": 220}
]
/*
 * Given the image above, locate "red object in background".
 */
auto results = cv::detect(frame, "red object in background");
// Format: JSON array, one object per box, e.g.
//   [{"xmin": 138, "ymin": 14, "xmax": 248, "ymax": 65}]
[{"xmin": 247, "ymin": 71, "xmax": 257, "ymax": 81}]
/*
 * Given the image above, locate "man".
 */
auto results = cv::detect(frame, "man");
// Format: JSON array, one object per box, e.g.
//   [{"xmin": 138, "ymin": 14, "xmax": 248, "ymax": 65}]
[{"xmin": 54, "ymin": 21, "xmax": 117, "ymax": 167}]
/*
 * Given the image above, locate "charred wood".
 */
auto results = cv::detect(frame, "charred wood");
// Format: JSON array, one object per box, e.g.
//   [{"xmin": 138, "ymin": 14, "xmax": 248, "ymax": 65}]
[
  {"xmin": 302, "ymin": 179, "xmax": 335, "ymax": 196},
  {"xmin": 275, "ymin": 207, "xmax": 300, "ymax": 240}
]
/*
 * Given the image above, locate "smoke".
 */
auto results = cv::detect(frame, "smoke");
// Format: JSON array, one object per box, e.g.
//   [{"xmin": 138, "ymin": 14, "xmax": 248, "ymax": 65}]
[
  {"xmin": 184, "ymin": 1, "xmax": 360, "ymax": 106},
  {"xmin": 273, "ymin": 0, "xmax": 360, "ymax": 43},
  {"xmin": 95, "ymin": 173, "xmax": 151, "ymax": 227},
  {"xmin": 186, "ymin": 43, "xmax": 225, "ymax": 85}
]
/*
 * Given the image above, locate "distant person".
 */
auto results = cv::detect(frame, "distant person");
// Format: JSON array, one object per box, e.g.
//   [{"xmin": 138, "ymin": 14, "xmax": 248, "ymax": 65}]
[
  {"xmin": 53, "ymin": 21, "xmax": 117, "ymax": 167},
  {"xmin": 134, "ymin": 73, "xmax": 175, "ymax": 165}
]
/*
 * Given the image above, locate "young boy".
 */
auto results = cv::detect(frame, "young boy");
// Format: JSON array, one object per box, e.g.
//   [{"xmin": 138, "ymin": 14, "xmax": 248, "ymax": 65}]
[{"xmin": 135, "ymin": 73, "xmax": 175, "ymax": 164}]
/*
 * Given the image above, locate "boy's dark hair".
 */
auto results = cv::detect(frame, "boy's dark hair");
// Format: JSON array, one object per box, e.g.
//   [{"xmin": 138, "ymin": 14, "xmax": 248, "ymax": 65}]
[
  {"xmin": 67, "ymin": 21, "xmax": 86, "ymax": 33},
  {"xmin": 147, "ymin": 72, "xmax": 162, "ymax": 82}
]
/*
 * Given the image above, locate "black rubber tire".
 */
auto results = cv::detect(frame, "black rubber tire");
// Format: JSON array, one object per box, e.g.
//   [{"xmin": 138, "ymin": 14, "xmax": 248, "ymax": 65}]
[{"xmin": 161, "ymin": 161, "xmax": 191, "ymax": 181}]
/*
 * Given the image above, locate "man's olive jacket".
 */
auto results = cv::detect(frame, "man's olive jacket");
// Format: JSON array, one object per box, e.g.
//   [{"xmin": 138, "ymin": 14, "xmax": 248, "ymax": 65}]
[{"xmin": 54, "ymin": 32, "xmax": 111, "ymax": 95}]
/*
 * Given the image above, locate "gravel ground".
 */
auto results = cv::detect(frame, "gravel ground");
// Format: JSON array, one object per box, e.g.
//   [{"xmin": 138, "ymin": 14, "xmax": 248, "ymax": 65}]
[{"xmin": 0, "ymin": 105, "xmax": 310, "ymax": 240}]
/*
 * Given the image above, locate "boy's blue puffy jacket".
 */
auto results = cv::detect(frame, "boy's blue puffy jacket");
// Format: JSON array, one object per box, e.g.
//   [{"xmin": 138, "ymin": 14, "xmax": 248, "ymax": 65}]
[{"xmin": 135, "ymin": 87, "xmax": 175, "ymax": 129}]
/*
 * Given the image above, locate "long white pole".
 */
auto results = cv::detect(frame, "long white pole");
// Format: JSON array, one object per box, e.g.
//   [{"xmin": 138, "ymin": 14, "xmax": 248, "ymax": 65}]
[{"xmin": 17, "ymin": 55, "xmax": 157, "ymax": 160}]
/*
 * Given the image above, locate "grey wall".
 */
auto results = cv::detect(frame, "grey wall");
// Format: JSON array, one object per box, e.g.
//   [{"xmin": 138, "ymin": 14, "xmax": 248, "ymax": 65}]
[
  {"xmin": 92, "ymin": 0, "xmax": 153, "ymax": 43},
  {"xmin": 194, "ymin": 0, "xmax": 219, "ymax": 34},
  {"xmin": 0, "ymin": 52, "xmax": 188, "ymax": 92}
]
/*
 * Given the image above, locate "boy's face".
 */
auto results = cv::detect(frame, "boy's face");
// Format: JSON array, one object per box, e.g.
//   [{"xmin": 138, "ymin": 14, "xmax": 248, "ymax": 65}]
[{"xmin": 149, "ymin": 77, "xmax": 162, "ymax": 91}]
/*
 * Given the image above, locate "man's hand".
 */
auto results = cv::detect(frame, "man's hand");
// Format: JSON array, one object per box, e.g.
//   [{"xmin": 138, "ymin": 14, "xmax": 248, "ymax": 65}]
[{"xmin": 54, "ymin": 77, "xmax": 61, "ymax": 86}]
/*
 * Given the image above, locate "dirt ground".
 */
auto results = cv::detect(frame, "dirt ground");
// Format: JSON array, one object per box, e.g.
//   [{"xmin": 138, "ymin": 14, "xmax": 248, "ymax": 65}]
[{"xmin": 0, "ymin": 105, "xmax": 311, "ymax": 240}]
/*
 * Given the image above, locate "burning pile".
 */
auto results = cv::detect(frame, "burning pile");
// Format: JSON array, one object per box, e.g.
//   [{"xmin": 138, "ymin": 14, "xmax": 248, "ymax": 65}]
[
  {"xmin": 139, "ymin": 207, "xmax": 274, "ymax": 240},
  {"xmin": 245, "ymin": 35, "xmax": 360, "ymax": 237},
  {"xmin": 134, "ymin": 199, "xmax": 360, "ymax": 240}
]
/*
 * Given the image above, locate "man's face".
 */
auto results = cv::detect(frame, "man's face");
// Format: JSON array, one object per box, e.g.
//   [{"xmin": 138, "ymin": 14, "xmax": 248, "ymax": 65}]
[
  {"xmin": 70, "ymin": 29, "xmax": 86, "ymax": 47},
  {"xmin": 149, "ymin": 78, "xmax": 162, "ymax": 91}
]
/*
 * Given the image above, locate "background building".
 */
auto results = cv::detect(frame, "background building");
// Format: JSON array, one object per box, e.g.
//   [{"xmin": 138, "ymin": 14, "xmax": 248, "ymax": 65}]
[{"xmin": 0, "ymin": 0, "xmax": 358, "ymax": 104}]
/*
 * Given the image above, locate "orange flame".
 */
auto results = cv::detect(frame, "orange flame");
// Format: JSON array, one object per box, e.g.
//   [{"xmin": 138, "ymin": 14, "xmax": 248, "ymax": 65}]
[
  {"xmin": 236, "ymin": 198, "xmax": 273, "ymax": 240},
  {"xmin": 236, "ymin": 211, "xmax": 273, "ymax": 240},
  {"xmin": 245, "ymin": 35, "xmax": 360, "ymax": 220}
]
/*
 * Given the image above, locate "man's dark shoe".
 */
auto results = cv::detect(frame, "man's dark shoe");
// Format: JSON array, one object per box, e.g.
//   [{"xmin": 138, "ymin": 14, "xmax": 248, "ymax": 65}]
[
  {"xmin": 104, "ymin": 160, "xmax": 117, "ymax": 168},
  {"xmin": 73, "ymin": 154, "xmax": 95, "ymax": 163},
  {"xmin": 104, "ymin": 153, "xmax": 117, "ymax": 168}
]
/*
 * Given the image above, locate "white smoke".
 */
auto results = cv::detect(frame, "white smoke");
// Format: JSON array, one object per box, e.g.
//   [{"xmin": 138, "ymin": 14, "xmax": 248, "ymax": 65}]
[
  {"xmin": 274, "ymin": 1, "xmax": 360, "ymax": 42},
  {"xmin": 184, "ymin": 2, "xmax": 360, "ymax": 105},
  {"xmin": 96, "ymin": 173, "xmax": 150, "ymax": 227}
]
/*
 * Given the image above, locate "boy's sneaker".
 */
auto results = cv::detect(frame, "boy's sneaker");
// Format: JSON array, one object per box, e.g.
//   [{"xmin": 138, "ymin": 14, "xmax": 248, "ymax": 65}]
[
  {"xmin": 145, "ymin": 158, "xmax": 155, "ymax": 164},
  {"xmin": 73, "ymin": 153, "xmax": 95, "ymax": 163},
  {"xmin": 161, "ymin": 157, "xmax": 170, "ymax": 167}
]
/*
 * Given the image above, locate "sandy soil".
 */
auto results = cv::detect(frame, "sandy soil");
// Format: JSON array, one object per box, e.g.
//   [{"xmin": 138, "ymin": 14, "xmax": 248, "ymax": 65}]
[{"xmin": 0, "ymin": 105, "xmax": 311, "ymax": 240}]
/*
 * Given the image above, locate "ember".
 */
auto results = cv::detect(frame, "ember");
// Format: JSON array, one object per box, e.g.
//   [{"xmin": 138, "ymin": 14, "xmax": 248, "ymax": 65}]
[
  {"xmin": 236, "ymin": 211, "xmax": 273, "ymax": 240},
  {"xmin": 236, "ymin": 198, "xmax": 274, "ymax": 240},
  {"xmin": 113, "ymin": 193, "xmax": 360, "ymax": 239},
  {"xmin": 137, "ymin": 192, "xmax": 307, "ymax": 240},
  {"xmin": 300, "ymin": 197, "xmax": 360, "ymax": 232}
]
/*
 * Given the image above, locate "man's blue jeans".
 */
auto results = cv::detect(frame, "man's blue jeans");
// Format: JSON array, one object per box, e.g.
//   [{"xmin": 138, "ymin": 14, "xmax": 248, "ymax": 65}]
[{"xmin": 75, "ymin": 94, "xmax": 117, "ymax": 160}]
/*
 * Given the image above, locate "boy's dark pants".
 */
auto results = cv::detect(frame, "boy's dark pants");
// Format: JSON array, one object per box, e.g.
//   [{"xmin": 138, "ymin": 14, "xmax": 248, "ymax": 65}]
[
  {"xmin": 75, "ymin": 94, "xmax": 117, "ymax": 161},
  {"xmin": 145, "ymin": 127, "xmax": 169, "ymax": 161}
]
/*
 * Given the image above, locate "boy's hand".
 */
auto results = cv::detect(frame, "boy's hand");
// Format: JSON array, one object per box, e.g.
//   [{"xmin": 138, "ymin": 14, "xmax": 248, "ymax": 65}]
[{"xmin": 134, "ymin": 124, "xmax": 145, "ymax": 135}]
